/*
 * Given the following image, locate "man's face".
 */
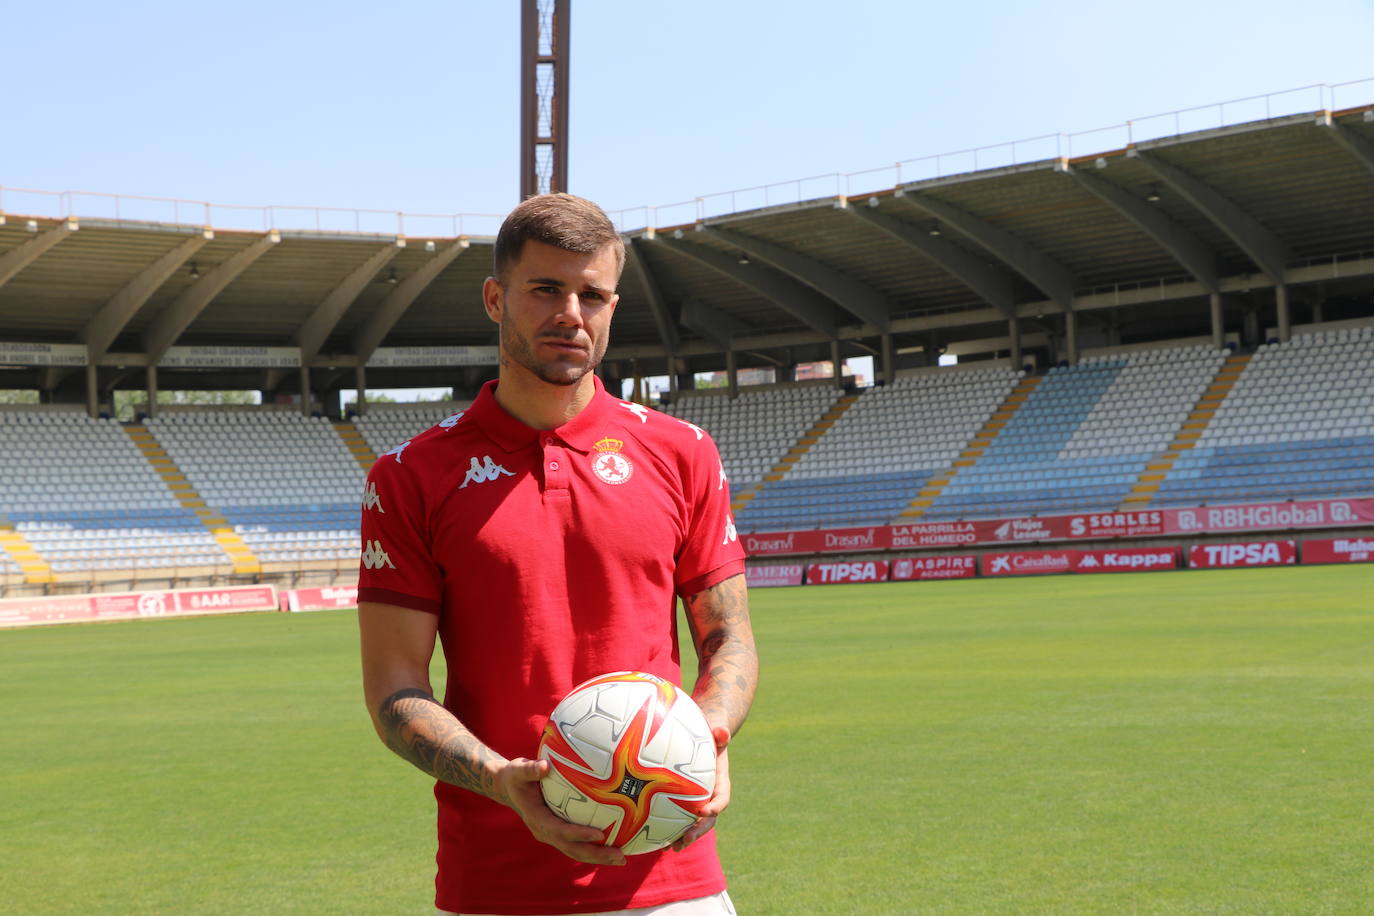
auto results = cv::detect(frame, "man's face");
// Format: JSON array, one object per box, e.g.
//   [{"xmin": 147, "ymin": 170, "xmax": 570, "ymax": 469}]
[{"xmin": 483, "ymin": 240, "xmax": 620, "ymax": 387}]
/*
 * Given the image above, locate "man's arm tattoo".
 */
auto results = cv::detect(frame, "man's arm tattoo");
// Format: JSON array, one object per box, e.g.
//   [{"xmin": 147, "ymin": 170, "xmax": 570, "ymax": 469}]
[
  {"xmin": 685, "ymin": 574, "xmax": 758, "ymax": 735},
  {"xmin": 377, "ymin": 688, "xmax": 506, "ymax": 802}
]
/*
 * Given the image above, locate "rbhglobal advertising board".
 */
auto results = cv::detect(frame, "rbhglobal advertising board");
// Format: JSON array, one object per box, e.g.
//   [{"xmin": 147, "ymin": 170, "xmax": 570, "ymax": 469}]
[{"xmin": 742, "ymin": 497, "xmax": 1374, "ymax": 557}]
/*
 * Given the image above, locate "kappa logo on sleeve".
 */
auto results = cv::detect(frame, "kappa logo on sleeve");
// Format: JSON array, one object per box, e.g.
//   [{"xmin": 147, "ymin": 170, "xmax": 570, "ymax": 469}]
[
  {"xmin": 361, "ymin": 481, "xmax": 384, "ymax": 513},
  {"xmin": 361, "ymin": 540, "xmax": 396, "ymax": 570},
  {"xmin": 718, "ymin": 460, "xmax": 728, "ymax": 491},
  {"xmin": 438, "ymin": 411, "xmax": 465, "ymax": 429},
  {"xmin": 382, "ymin": 440, "xmax": 412, "ymax": 464},
  {"xmin": 619, "ymin": 401, "xmax": 650, "ymax": 423},
  {"xmin": 459, "ymin": 455, "xmax": 515, "ymax": 489},
  {"xmin": 678, "ymin": 420, "xmax": 704, "ymax": 440},
  {"xmin": 722, "ymin": 514, "xmax": 738, "ymax": 546}
]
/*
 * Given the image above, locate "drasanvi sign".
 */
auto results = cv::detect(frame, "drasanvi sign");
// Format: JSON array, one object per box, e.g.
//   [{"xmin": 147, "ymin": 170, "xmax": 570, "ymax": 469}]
[
  {"xmin": 367, "ymin": 346, "xmax": 499, "ymax": 368},
  {"xmin": 0, "ymin": 341, "xmax": 87, "ymax": 366},
  {"xmin": 159, "ymin": 346, "xmax": 302, "ymax": 368}
]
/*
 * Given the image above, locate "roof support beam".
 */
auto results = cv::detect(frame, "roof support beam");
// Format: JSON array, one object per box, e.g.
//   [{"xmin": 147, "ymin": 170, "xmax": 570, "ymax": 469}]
[
  {"xmin": 298, "ymin": 244, "xmax": 400, "ymax": 362},
  {"xmin": 647, "ymin": 235, "xmax": 837, "ymax": 338},
  {"xmin": 1315, "ymin": 113, "xmax": 1374, "ymax": 182},
  {"xmin": 264, "ymin": 242, "xmax": 399, "ymax": 393},
  {"xmin": 1058, "ymin": 162, "xmax": 1219, "ymax": 293},
  {"xmin": 352, "ymin": 240, "xmax": 468, "ymax": 365},
  {"xmin": 680, "ymin": 297, "xmax": 749, "ymax": 350},
  {"xmin": 1128, "ymin": 148, "xmax": 1288, "ymax": 282},
  {"xmin": 0, "ymin": 223, "xmax": 75, "ymax": 289},
  {"xmin": 142, "ymin": 233, "xmax": 278, "ymax": 365},
  {"xmin": 844, "ymin": 200, "xmax": 1017, "ymax": 318},
  {"xmin": 895, "ymin": 190, "xmax": 1079, "ymax": 310},
  {"xmin": 700, "ymin": 225, "xmax": 891, "ymax": 330},
  {"xmin": 625, "ymin": 239, "xmax": 680, "ymax": 353},
  {"xmin": 83, "ymin": 236, "xmax": 209, "ymax": 362}
]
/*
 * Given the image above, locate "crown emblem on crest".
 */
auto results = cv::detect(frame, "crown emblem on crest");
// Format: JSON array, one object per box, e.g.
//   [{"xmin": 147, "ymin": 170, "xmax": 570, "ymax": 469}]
[{"xmin": 594, "ymin": 437, "xmax": 624, "ymax": 453}]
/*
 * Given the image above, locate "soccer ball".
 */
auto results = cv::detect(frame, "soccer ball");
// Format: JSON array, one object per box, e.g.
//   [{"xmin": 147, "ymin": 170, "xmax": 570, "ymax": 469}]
[{"xmin": 538, "ymin": 671, "xmax": 717, "ymax": 855}]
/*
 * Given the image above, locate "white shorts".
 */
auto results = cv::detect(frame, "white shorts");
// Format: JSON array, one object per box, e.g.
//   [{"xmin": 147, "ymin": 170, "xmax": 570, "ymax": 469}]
[{"xmin": 441, "ymin": 889, "xmax": 736, "ymax": 916}]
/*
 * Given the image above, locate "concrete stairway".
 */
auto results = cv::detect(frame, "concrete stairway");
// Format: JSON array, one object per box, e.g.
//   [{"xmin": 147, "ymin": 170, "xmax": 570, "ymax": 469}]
[
  {"xmin": 896, "ymin": 375, "xmax": 1043, "ymax": 520},
  {"xmin": 1118, "ymin": 353, "xmax": 1251, "ymax": 509}
]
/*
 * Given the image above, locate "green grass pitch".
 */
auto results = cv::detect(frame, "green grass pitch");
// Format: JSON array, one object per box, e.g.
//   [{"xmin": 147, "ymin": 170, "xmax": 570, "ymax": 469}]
[{"xmin": 2, "ymin": 565, "xmax": 1372, "ymax": 914}]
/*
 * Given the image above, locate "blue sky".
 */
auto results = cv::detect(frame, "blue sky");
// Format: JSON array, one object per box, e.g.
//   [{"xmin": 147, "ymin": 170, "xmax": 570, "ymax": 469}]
[
  {"xmin": 5, "ymin": 0, "xmax": 1372, "ymax": 400},
  {"xmin": 4, "ymin": 0, "xmax": 1372, "ymax": 231}
]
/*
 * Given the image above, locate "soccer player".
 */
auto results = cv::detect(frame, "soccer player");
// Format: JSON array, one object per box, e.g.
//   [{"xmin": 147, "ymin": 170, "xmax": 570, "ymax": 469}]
[{"xmin": 357, "ymin": 193, "xmax": 757, "ymax": 916}]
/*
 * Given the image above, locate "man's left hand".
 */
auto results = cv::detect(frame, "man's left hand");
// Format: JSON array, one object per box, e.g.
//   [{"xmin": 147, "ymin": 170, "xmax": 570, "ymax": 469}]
[{"xmin": 672, "ymin": 726, "xmax": 732, "ymax": 852}]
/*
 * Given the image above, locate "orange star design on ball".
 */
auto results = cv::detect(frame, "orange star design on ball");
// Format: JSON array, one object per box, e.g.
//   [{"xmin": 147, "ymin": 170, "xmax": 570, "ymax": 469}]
[{"xmin": 543, "ymin": 690, "xmax": 709, "ymax": 849}]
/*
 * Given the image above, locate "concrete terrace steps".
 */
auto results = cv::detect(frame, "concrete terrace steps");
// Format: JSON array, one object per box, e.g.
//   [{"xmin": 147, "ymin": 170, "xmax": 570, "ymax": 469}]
[
  {"xmin": 0, "ymin": 525, "xmax": 54, "ymax": 584},
  {"xmin": 748, "ymin": 392, "xmax": 861, "ymax": 499},
  {"xmin": 898, "ymin": 375, "xmax": 1042, "ymax": 519},
  {"xmin": 126, "ymin": 424, "xmax": 262, "ymax": 575},
  {"xmin": 334, "ymin": 422, "xmax": 377, "ymax": 472},
  {"xmin": 1118, "ymin": 353, "xmax": 1251, "ymax": 509}
]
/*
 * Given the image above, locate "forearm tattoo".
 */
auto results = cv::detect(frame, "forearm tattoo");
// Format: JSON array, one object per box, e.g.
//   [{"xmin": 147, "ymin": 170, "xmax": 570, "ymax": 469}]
[
  {"xmin": 377, "ymin": 687, "xmax": 507, "ymax": 802},
  {"xmin": 684, "ymin": 574, "xmax": 759, "ymax": 735}
]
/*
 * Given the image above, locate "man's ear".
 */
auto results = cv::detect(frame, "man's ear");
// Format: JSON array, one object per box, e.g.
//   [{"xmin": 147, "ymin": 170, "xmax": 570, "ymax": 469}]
[{"xmin": 482, "ymin": 277, "xmax": 503, "ymax": 324}]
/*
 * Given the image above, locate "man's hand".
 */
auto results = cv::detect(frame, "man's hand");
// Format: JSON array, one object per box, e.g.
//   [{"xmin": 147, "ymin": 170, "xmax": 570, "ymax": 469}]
[
  {"xmin": 672, "ymin": 726, "xmax": 732, "ymax": 852},
  {"xmin": 497, "ymin": 757, "xmax": 628, "ymax": 866}
]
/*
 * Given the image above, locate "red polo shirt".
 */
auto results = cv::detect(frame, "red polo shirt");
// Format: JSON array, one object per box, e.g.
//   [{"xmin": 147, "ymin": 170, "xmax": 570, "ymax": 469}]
[{"xmin": 358, "ymin": 377, "xmax": 746, "ymax": 915}]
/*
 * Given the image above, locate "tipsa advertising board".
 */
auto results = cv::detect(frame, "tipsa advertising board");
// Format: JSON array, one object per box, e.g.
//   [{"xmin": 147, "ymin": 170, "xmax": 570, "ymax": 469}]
[
  {"xmin": 1188, "ymin": 541, "xmax": 1298, "ymax": 569},
  {"xmin": 805, "ymin": 560, "xmax": 889, "ymax": 584}
]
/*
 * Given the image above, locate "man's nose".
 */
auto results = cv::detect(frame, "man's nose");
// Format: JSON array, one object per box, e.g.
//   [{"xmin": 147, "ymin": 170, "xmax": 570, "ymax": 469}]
[{"xmin": 552, "ymin": 293, "xmax": 585, "ymax": 325}]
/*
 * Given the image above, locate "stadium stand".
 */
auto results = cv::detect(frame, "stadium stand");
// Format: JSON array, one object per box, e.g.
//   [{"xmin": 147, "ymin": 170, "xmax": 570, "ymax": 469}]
[
  {"xmin": 0, "ymin": 410, "xmax": 227, "ymax": 576},
  {"xmin": 731, "ymin": 367, "xmax": 1019, "ymax": 531},
  {"xmin": 353, "ymin": 401, "xmax": 472, "ymax": 460},
  {"xmin": 1153, "ymin": 328, "xmax": 1374, "ymax": 506},
  {"xmin": 920, "ymin": 346, "xmax": 1224, "ymax": 521},
  {"xmin": 665, "ymin": 385, "xmax": 840, "ymax": 498},
  {"xmin": 146, "ymin": 410, "xmax": 365, "ymax": 567}
]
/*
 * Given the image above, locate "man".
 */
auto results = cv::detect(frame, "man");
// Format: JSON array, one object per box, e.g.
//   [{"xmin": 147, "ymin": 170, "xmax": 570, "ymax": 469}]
[{"xmin": 357, "ymin": 193, "xmax": 757, "ymax": 916}]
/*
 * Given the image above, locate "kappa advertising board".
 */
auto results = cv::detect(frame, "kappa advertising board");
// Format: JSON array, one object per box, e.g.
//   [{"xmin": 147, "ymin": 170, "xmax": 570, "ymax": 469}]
[
  {"xmin": 0, "ymin": 585, "xmax": 278, "ymax": 629},
  {"xmin": 744, "ymin": 565, "xmax": 805, "ymax": 588},
  {"xmin": 282, "ymin": 586, "xmax": 359, "ymax": 612},
  {"xmin": 1073, "ymin": 547, "xmax": 1179, "ymax": 574},
  {"xmin": 805, "ymin": 560, "xmax": 890, "ymax": 585},
  {"xmin": 1188, "ymin": 540, "xmax": 1298, "ymax": 569},
  {"xmin": 889, "ymin": 555, "xmax": 977, "ymax": 580},
  {"xmin": 1301, "ymin": 537, "xmax": 1374, "ymax": 564}
]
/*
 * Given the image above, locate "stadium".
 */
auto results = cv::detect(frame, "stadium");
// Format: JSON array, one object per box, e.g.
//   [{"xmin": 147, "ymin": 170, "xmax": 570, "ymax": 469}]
[
  {"xmin": 2, "ymin": 81, "xmax": 1372, "ymax": 601},
  {"xmin": 2, "ymin": 7, "xmax": 1374, "ymax": 910}
]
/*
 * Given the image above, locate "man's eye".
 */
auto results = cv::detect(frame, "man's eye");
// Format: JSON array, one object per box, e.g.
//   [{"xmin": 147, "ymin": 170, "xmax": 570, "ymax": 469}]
[{"xmin": 581, "ymin": 292, "xmax": 605, "ymax": 303}]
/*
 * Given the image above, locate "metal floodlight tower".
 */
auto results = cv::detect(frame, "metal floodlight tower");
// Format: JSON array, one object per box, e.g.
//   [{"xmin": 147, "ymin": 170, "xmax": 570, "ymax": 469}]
[{"xmin": 520, "ymin": 0, "xmax": 571, "ymax": 199}]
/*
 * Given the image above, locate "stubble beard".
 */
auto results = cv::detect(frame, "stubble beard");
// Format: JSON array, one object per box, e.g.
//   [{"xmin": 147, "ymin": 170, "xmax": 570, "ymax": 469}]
[{"xmin": 500, "ymin": 310, "xmax": 607, "ymax": 388}]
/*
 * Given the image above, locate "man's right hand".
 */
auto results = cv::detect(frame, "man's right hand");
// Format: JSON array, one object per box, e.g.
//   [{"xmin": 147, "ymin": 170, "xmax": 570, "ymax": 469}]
[{"xmin": 497, "ymin": 757, "xmax": 628, "ymax": 867}]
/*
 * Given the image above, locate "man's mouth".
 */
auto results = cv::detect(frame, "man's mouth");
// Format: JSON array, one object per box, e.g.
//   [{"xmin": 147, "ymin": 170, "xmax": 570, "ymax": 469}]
[{"xmin": 540, "ymin": 336, "xmax": 588, "ymax": 354}]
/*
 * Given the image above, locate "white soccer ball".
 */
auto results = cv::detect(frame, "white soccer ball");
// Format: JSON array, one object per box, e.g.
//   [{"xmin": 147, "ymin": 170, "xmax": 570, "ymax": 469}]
[{"xmin": 538, "ymin": 671, "xmax": 717, "ymax": 855}]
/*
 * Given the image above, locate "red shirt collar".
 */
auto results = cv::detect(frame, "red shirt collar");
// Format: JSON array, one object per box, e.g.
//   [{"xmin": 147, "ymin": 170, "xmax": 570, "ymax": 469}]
[{"xmin": 466, "ymin": 375, "xmax": 618, "ymax": 454}]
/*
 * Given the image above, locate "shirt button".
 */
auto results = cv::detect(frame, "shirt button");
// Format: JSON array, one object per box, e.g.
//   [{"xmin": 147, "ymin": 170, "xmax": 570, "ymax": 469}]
[
  {"xmin": 549, "ymin": 461, "xmax": 560, "ymax": 470},
  {"xmin": 544, "ymin": 437, "xmax": 554, "ymax": 446}
]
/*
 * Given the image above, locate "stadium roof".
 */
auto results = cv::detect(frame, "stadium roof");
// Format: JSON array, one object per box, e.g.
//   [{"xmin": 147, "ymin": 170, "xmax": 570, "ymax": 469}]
[{"xmin": 2, "ymin": 96, "xmax": 1373, "ymax": 402}]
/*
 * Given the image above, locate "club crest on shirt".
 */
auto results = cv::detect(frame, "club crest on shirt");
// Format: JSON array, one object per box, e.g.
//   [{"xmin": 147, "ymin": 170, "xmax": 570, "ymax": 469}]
[{"xmin": 591, "ymin": 436, "xmax": 633, "ymax": 485}]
